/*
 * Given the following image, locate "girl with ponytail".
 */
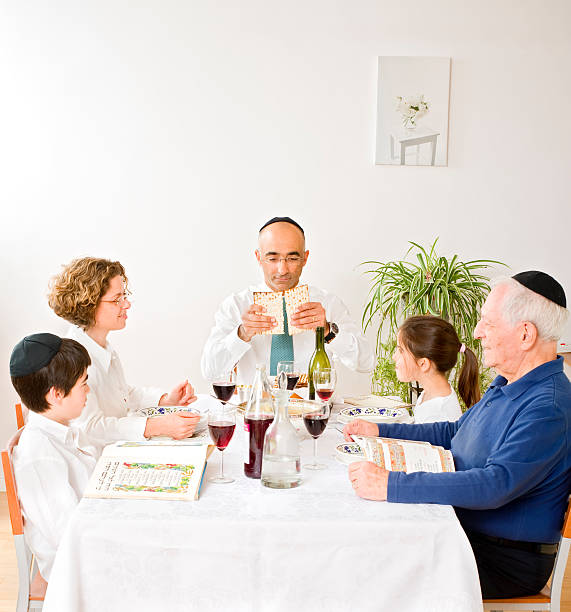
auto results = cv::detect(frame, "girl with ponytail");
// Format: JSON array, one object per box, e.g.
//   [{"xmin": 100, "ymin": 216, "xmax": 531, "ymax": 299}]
[{"xmin": 394, "ymin": 315, "xmax": 480, "ymax": 423}]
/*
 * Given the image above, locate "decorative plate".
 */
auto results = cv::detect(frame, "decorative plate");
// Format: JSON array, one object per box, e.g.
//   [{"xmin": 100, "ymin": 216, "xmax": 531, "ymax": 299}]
[
  {"xmin": 337, "ymin": 406, "xmax": 409, "ymax": 425},
  {"xmin": 335, "ymin": 442, "xmax": 365, "ymax": 464},
  {"xmin": 138, "ymin": 406, "xmax": 208, "ymax": 433}
]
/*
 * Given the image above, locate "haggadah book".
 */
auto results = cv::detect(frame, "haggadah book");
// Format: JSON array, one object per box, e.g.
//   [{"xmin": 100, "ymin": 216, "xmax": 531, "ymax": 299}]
[
  {"xmin": 353, "ymin": 436, "xmax": 455, "ymax": 473},
  {"xmin": 84, "ymin": 443, "xmax": 213, "ymax": 501},
  {"xmin": 253, "ymin": 284, "xmax": 310, "ymax": 336}
]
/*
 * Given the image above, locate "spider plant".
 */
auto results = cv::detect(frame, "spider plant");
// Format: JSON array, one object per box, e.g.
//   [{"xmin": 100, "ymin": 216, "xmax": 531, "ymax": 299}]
[{"xmin": 362, "ymin": 239, "xmax": 507, "ymax": 403}]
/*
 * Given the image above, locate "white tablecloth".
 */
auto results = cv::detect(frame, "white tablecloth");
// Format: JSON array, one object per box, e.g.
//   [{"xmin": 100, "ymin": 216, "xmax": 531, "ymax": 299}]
[{"xmin": 43, "ymin": 420, "xmax": 482, "ymax": 612}]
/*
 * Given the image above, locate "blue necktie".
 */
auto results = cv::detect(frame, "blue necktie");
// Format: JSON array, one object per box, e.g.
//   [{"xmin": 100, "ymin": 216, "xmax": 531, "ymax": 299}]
[{"xmin": 270, "ymin": 298, "xmax": 294, "ymax": 376}]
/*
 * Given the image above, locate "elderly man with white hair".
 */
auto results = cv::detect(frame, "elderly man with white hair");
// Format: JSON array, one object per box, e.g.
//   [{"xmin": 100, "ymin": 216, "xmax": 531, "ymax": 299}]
[{"xmin": 344, "ymin": 271, "xmax": 571, "ymax": 598}]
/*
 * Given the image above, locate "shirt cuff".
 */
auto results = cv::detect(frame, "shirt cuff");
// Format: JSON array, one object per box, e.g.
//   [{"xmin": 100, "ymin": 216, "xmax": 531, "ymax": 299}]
[
  {"xmin": 225, "ymin": 325, "xmax": 252, "ymax": 360},
  {"xmin": 120, "ymin": 415, "xmax": 148, "ymax": 440}
]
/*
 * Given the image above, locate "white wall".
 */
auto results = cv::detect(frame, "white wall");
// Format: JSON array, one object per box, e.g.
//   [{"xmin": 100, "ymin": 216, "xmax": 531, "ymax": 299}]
[{"xmin": 2, "ymin": 1, "xmax": 570, "ymax": 481}]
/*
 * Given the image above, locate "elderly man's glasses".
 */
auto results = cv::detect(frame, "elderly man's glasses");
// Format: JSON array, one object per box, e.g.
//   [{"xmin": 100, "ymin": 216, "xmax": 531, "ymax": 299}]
[{"xmin": 100, "ymin": 291, "xmax": 132, "ymax": 307}]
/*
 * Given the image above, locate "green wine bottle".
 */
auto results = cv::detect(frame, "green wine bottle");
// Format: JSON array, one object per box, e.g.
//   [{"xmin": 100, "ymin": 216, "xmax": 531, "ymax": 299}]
[{"xmin": 308, "ymin": 326, "xmax": 331, "ymax": 400}]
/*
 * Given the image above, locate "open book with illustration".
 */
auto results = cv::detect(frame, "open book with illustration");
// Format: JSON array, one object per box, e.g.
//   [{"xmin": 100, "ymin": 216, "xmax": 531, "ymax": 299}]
[
  {"xmin": 353, "ymin": 436, "xmax": 455, "ymax": 473},
  {"xmin": 84, "ymin": 442, "xmax": 214, "ymax": 501}
]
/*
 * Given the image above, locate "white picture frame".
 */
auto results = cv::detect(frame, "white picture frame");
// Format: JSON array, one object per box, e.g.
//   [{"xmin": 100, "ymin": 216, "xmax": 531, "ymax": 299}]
[{"xmin": 375, "ymin": 56, "xmax": 451, "ymax": 167}]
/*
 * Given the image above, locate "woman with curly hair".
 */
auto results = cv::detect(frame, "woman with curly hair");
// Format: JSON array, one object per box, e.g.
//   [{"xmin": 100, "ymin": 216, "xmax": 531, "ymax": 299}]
[{"xmin": 48, "ymin": 257, "xmax": 201, "ymax": 442}]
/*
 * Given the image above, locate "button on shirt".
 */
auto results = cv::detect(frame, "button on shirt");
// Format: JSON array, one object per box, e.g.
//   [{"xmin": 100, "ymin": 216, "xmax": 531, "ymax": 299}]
[
  {"xmin": 379, "ymin": 357, "xmax": 571, "ymax": 543},
  {"xmin": 67, "ymin": 326, "xmax": 164, "ymax": 443},
  {"xmin": 12, "ymin": 411, "xmax": 100, "ymax": 580},
  {"xmin": 201, "ymin": 283, "xmax": 375, "ymax": 384}
]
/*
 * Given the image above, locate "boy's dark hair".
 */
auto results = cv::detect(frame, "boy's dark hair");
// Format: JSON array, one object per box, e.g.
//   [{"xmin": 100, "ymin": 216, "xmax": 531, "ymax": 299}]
[{"xmin": 11, "ymin": 339, "xmax": 91, "ymax": 413}]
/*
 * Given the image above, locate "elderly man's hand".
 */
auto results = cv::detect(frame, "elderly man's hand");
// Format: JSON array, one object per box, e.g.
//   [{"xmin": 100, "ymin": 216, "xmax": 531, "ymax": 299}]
[
  {"xmin": 238, "ymin": 304, "xmax": 277, "ymax": 342},
  {"xmin": 348, "ymin": 461, "xmax": 389, "ymax": 501},
  {"xmin": 290, "ymin": 302, "xmax": 328, "ymax": 331},
  {"xmin": 343, "ymin": 418, "xmax": 379, "ymax": 442}
]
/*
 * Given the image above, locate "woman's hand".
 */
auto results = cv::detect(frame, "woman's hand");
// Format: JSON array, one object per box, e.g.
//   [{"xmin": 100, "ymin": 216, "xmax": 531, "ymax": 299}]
[
  {"xmin": 343, "ymin": 418, "xmax": 379, "ymax": 442},
  {"xmin": 159, "ymin": 380, "xmax": 197, "ymax": 406},
  {"xmin": 144, "ymin": 412, "xmax": 201, "ymax": 440}
]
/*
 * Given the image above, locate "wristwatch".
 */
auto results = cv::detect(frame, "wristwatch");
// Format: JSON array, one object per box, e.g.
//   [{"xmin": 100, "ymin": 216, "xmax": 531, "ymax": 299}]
[{"xmin": 324, "ymin": 322, "xmax": 339, "ymax": 344}]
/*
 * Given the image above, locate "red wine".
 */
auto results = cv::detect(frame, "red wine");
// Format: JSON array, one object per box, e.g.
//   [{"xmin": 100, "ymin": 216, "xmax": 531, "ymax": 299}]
[
  {"xmin": 303, "ymin": 414, "xmax": 328, "ymax": 438},
  {"xmin": 286, "ymin": 374, "xmax": 300, "ymax": 391},
  {"xmin": 316, "ymin": 388, "xmax": 334, "ymax": 401},
  {"xmin": 244, "ymin": 415, "xmax": 274, "ymax": 478},
  {"xmin": 213, "ymin": 382, "xmax": 236, "ymax": 402},
  {"xmin": 208, "ymin": 421, "xmax": 236, "ymax": 450}
]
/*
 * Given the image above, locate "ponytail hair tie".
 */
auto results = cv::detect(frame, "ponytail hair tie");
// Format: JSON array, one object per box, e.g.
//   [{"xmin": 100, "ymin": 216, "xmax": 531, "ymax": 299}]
[{"xmin": 459, "ymin": 343, "xmax": 466, "ymax": 354}]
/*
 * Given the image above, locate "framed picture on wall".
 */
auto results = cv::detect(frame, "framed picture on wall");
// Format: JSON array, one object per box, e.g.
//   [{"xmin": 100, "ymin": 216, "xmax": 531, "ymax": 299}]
[{"xmin": 375, "ymin": 56, "xmax": 451, "ymax": 167}]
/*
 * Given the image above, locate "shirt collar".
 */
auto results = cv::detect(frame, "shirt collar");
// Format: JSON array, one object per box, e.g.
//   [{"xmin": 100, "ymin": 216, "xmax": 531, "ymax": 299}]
[
  {"xmin": 490, "ymin": 356, "xmax": 564, "ymax": 401},
  {"xmin": 69, "ymin": 325, "xmax": 115, "ymax": 372},
  {"xmin": 26, "ymin": 410, "xmax": 80, "ymax": 447}
]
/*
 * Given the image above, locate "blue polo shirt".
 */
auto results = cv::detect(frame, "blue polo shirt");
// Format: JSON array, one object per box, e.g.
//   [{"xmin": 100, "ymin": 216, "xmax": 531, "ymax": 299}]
[{"xmin": 379, "ymin": 357, "xmax": 571, "ymax": 543}]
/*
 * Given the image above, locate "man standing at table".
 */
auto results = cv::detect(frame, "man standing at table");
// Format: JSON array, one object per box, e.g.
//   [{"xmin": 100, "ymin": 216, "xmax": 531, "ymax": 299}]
[
  {"xmin": 344, "ymin": 271, "xmax": 571, "ymax": 599},
  {"xmin": 201, "ymin": 216, "xmax": 374, "ymax": 383}
]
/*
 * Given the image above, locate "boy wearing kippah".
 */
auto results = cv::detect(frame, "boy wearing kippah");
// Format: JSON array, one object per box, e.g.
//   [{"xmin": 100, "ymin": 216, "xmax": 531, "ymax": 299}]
[{"xmin": 10, "ymin": 333, "xmax": 101, "ymax": 581}]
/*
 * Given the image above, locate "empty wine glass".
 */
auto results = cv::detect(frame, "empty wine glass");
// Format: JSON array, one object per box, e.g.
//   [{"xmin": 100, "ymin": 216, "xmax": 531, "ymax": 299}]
[{"xmin": 208, "ymin": 404, "xmax": 236, "ymax": 484}]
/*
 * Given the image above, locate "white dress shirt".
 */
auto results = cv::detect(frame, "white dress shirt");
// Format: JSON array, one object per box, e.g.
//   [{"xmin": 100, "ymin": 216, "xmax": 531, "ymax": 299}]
[
  {"xmin": 201, "ymin": 283, "xmax": 375, "ymax": 384},
  {"xmin": 67, "ymin": 326, "xmax": 164, "ymax": 443},
  {"xmin": 413, "ymin": 389, "xmax": 463, "ymax": 424},
  {"xmin": 12, "ymin": 411, "xmax": 100, "ymax": 580}
]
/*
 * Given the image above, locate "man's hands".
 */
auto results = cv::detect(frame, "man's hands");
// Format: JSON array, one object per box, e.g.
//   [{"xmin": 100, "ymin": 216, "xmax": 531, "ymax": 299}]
[
  {"xmin": 343, "ymin": 418, "xmax": 379, "ymax": 442},
  {"xmin": 144, "ymin": 412, "xmax": 201, "ymax": 440},
  {"xmin": 348, "ymin": 461, "xmax": 389, "ymax": 501},
  {"xmin": 238, "ymin": 301, "xmax": 329, "ymax": 343},
  {"xmin": 238, "ymin": 304, "xmax": 276, "ymax": 342},
  {"xmin": 290, "ymin": 302, "xmax": 328, "ymax": 333},
  {"xmin": 159, "ymin": 381, "xmax": 197, "ymax": 407}
]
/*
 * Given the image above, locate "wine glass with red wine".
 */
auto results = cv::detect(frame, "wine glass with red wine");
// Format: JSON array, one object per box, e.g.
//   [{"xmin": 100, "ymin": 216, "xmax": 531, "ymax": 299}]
[
  {"xmin": 313, "ymin": 368, "xmax": 337, "ymax": 404},
  {"xmin": 212, "ymin": 371, "xmax": 236, "ymax": 404},
  {"xmin": 208, "ymin": 404, "xmax": 236, "ymax": 484},
  {"xmin": 276, "ymin": 361, "xmax": 300, "ymax": 398},
  {"xmin": 303, "ymin": 400, "xmax": 331, "ymax": 470}
]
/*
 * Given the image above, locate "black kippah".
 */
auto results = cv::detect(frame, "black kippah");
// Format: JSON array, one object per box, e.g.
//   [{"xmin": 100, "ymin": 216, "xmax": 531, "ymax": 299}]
[
  {"xmin": 10, "ymin": 333, "xmax": 63, "ymax": 377},
  {"xmin": 512, "ymin": 271, "xmax": 567, "ymax": 308},
  {"xmin": 259, "ymin": 216, "xmax": 304, "ymax": 235}
]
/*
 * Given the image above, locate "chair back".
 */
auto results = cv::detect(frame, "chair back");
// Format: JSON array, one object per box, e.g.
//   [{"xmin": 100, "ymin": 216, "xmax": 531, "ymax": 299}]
[
  {"xmin": 1, "ymin": 428, "xmax": 25, "ymax": 536},
  {"xmin": 15, "ymin": 403, "xmax": 27, "ymax": 429},
  {"xmin": 2, "ymin": 428, "xmax": 46, "ymax": 610}
]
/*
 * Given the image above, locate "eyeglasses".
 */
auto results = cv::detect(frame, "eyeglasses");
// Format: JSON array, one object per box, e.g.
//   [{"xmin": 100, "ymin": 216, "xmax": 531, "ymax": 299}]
[
  {"xmin": 100, "ymin": 291, "xmax": 132, "ymax": 307},
  {"xmin": 262, "ymin": 255, "xmax": 302, "ymax": 265}
]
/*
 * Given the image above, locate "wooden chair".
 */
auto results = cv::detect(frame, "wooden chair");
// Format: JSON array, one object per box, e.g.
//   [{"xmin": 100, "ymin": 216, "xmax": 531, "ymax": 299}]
[
  {"xmin": 1, "ymin": 428, "xmax": 46, "ymax": 611},
  {"xmin": 15, "ymin": 403, "xmax": 26, "ymax": 429},
  {"xmin": 483, "ymin": 498, "xmax": 571, "ymax": 612}
]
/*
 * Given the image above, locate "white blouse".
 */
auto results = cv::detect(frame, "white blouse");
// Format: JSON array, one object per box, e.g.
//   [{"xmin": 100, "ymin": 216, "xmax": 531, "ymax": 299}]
[
  {"xmin": 413, "ymin": 389, "xmax": 463, "ymax": 424},
  {"xmin": 13, "ymin": 411, "xmax": 99, "ymax": 580},
  {"xmin": 67, "ymin": 326, "xmax": 164, "ymax": 443}
]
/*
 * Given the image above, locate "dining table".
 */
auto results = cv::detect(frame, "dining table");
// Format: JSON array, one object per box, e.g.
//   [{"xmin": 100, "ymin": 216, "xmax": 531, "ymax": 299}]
[{"xmin": 43, "ymin": 407, "xmax": 483, "ymax": 612}]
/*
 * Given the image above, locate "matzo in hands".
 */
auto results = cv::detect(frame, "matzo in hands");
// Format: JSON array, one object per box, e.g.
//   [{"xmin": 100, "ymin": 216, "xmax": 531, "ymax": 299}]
[
  {"xmin": 252, "ymin": 284, "xmax": 309, "ymax": 335},
  {"xmin": 253, "ymin": 291, "xmax": 285, "ymax": 335},
  {"xmin": 284, "ymin": 284, "xmax": 310, "ymax": 335}
]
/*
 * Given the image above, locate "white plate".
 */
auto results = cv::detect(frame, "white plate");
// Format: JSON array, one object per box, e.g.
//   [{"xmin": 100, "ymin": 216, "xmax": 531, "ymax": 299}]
[
  {"xmin": 335, "ymin": 442, "xmax": 365, "ymax": 464},
  {"xmin": 337, "ymin": 406, "xmax": 410, "ymax": 425}
]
